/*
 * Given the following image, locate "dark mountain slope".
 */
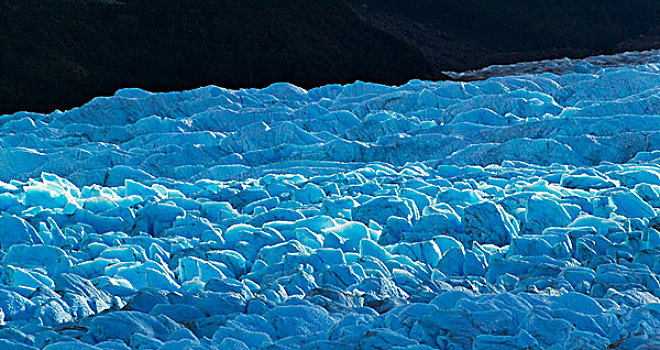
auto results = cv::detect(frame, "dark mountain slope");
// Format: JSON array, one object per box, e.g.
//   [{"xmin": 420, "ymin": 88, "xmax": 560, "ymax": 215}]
[
  {"xmin": 0, "ymin": 0, "xmax": 436, "ymax": 114},
  {"xmin": 1, "ymin": 0, "xmax": 659, "ymax": 114},
  {"xmin": 347, "ymin": 0, "xmax": 660, "ymax": 71}
]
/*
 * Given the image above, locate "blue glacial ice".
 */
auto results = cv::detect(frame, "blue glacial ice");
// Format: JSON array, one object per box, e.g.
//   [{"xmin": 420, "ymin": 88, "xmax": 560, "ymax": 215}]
[{"xmin": 1, "ymin": 50, "xmax": 660, "ymax": 349}]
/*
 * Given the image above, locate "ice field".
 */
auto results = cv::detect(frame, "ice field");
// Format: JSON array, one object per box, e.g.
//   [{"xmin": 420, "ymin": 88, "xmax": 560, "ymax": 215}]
[{"xmin": 1, "ymin": 51, "xmax": 660, "ymax": 349}]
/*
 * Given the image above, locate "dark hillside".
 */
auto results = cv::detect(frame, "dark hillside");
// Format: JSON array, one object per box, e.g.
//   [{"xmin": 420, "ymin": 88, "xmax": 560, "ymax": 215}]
[
  {"xmin": 1, "ymin": 0, "xmax": 659, "ymax": 114},
  {"xmin": 0, "ymin": 0, "xmax": 435, "ymax": 114},
  {"xmin": 348, "ymin": 0, "xmax": 660, "ymax": 71}
]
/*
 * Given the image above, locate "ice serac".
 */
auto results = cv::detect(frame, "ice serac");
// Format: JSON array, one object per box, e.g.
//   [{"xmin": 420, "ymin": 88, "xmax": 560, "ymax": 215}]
[
  {"xmin": 462, "ymin": 201, "xmax": 519, "ymax": 246},
  {"xmin": 0, "ymin": 50, "xmax": 659, "ymax": 349}
]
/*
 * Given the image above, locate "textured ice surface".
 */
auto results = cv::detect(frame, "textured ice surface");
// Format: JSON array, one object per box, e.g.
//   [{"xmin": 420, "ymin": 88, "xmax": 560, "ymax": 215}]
[
  {"xmin": 1, "ymin": 51, "xmax": 660, "ymax": 349},
  {"xmin": 445, "ymin": 48, "xmax": 660, "ymax": 80}
]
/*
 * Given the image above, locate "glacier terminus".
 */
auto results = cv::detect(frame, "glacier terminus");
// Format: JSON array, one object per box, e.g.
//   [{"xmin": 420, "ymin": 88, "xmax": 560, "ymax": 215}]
[{"xmin": 0, "ymin": 50, "xmax": 660, "ymax": 349}]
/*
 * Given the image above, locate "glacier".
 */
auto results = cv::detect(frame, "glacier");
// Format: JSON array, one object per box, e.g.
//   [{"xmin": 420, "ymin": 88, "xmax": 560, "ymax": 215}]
[{"xmin": 0, "ymin": 50, "xmax": 660, "ymax": 349}]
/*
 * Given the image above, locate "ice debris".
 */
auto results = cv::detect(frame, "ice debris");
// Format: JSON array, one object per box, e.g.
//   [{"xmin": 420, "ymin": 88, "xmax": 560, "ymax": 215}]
[{"xmin": 1, "ymin": 50, "xmax": 660, "ymax": 349}]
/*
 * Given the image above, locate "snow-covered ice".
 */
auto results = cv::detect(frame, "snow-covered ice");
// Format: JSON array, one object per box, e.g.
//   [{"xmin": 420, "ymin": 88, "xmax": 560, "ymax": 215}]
[{"xmin": 1, "ymin": 50, "xmax": 660, "ymax": 349}]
